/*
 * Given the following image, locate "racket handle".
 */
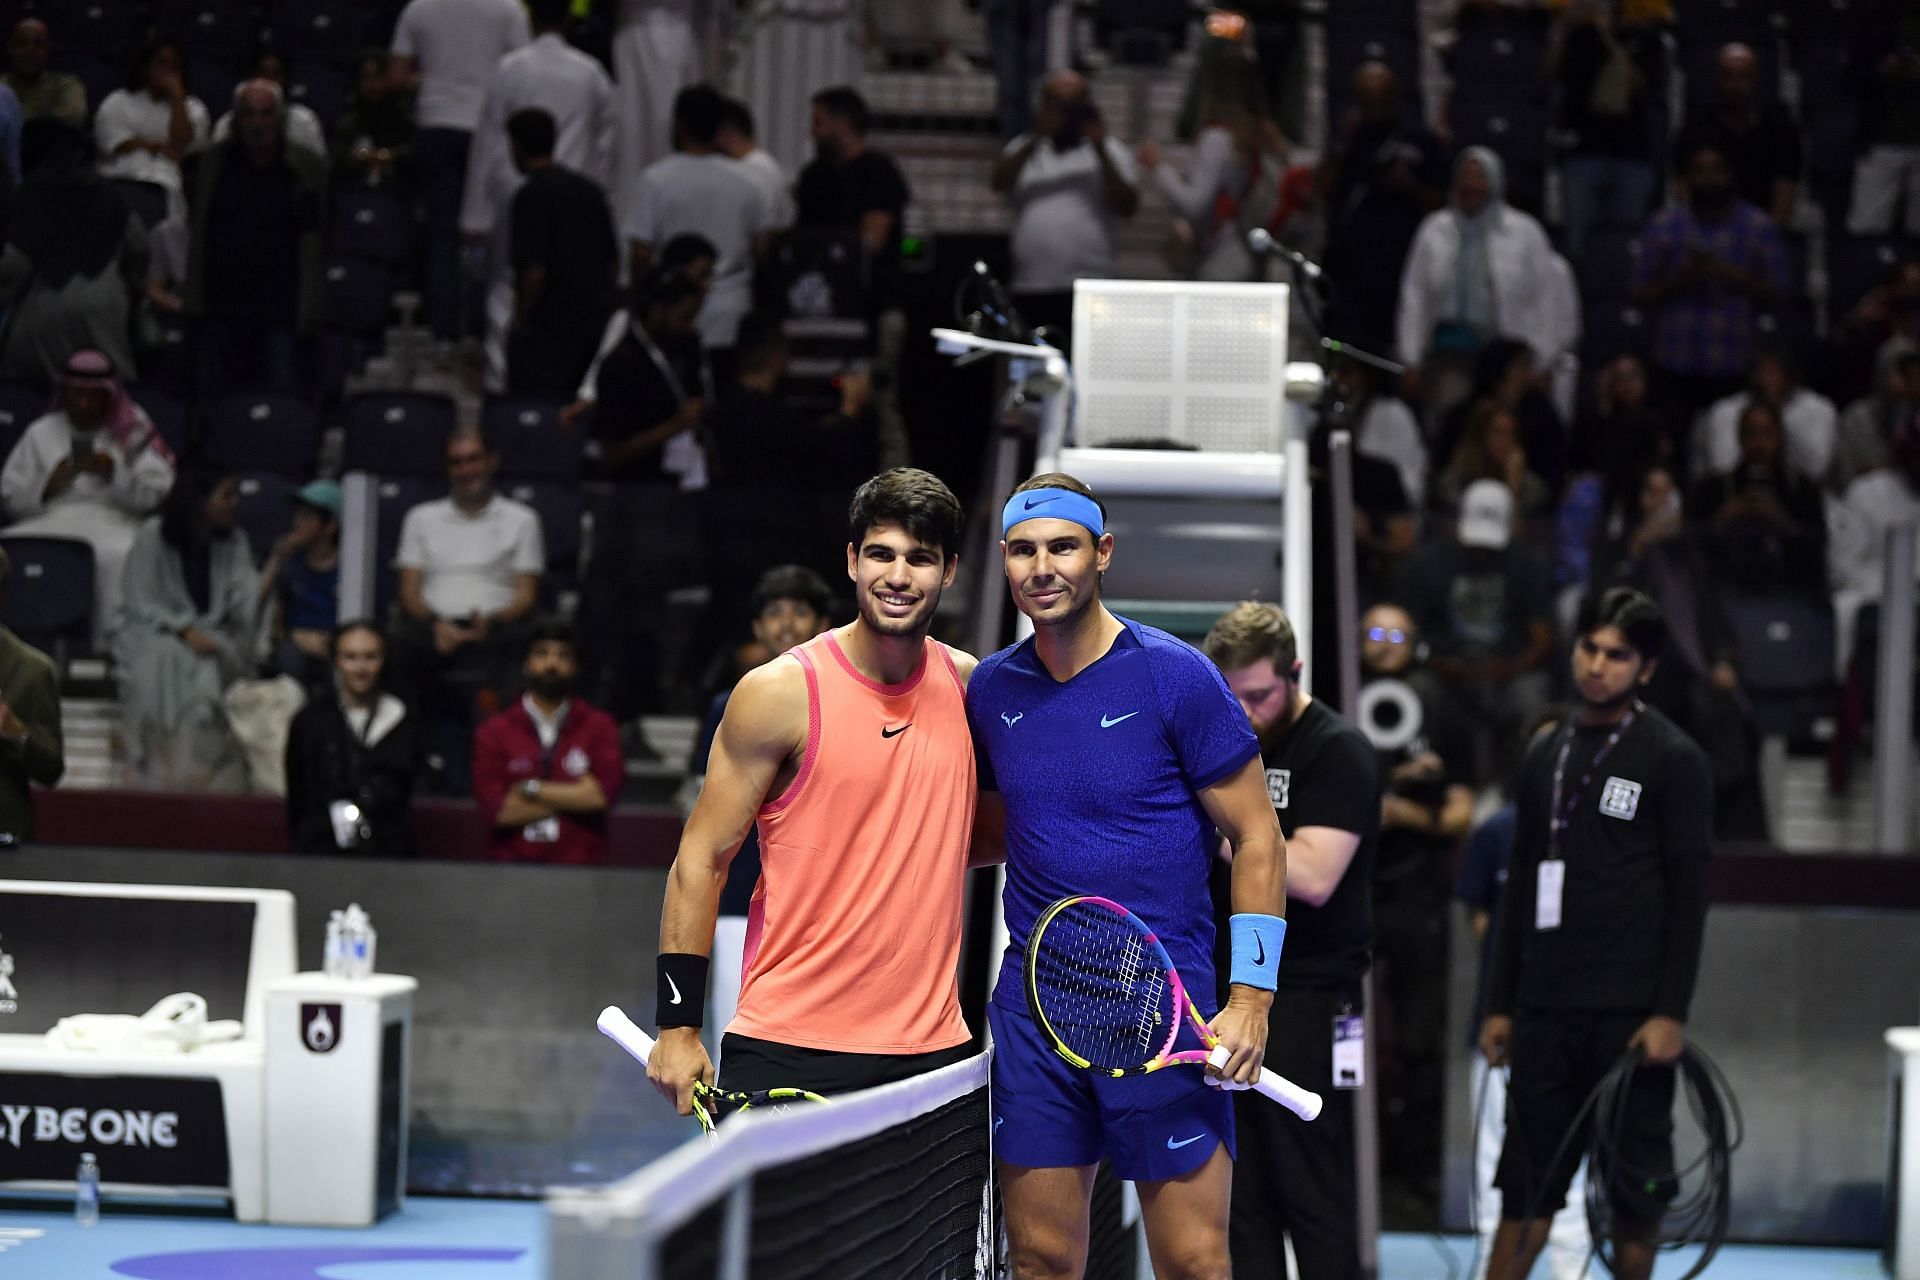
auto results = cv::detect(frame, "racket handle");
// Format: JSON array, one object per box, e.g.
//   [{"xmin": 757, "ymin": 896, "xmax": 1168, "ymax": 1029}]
[
  {"xmin": 1254, "ymin": 1067, "xmax": 1323, "ymax": 1121},
  {"xmin": 597, "ymin": 1005, "xmax": 657, "ymax": 1067}
]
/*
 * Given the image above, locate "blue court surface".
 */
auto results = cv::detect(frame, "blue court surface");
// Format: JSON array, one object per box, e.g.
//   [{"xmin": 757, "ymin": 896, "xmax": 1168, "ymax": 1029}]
[{"xmin": 0, "ymin": 1199, "xmax": 1884, "ymax": 1279}]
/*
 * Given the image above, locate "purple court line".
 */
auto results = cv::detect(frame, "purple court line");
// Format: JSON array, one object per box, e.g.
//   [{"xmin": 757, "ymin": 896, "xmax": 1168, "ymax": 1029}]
[{"xmin": 111, "ymin": 1247, "xmax": 525, "ymax": 1278}]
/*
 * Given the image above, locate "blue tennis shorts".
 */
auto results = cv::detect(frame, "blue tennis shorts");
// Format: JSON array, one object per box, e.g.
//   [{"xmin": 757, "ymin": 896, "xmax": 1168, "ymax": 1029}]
[{"xmin": 988, "ymin": 997, "xmax": 1235, "ymax": 1183}]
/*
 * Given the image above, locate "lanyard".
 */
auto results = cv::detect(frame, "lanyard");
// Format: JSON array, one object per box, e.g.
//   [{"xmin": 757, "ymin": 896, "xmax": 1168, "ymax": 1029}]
[
  {"xmin": 1547, "ymin": 704, "xmax": 1640, "ymax": 860},
  {"xmin": 632, "ymin": 321, "xmax": 687, "ymax": 405}
]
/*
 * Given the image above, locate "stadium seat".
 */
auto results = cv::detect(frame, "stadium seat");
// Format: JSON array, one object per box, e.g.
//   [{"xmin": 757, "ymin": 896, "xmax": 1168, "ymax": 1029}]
[
  {"xmin": 486, "ymin": 398, "xmax": 581, "ymax": 482},
  {"xmin": 126, "ymin": 384, "xmax": 189, "ymax": 459},
  {"xmin": 64, "ymin": 54, "xmax": 121, "ymax": 115},
  {"xmin": 342, "ymin": 391, "xmax": 457, "ymax": 477},
  {"xmin": 272, "ymin": 0, "xmax": 363, "ymax": 58},
  {"xmin": 57, "ymin": 0, "xmax": 142, "ymax": 58},
  {"xmin": 0, "ymin": 380, "xmax": 44, "ymax": 468},
  {"xmin": 331, "ymin": 188, "xmax": 416, "ymax": 267},
  {"xmin": 1826, "ymin": 234, "xmax": 1910, "ymax": 329},
  {"xmin": 1575, "ymin": 228, "xmax": 1641, "ymax": 303},
  {"xmin": 1447, "ymin": 8, "xmax": 1549, "ymax": 100},
  {"xmin": 233, "ymin": 472, "xmax": 298, "ymax": 565},
  {"xmin": 152, "ymin": 0, "xmax": 256, "ymax": 61},
  {"xmin": 1450, "ymin": 97, "xmax": 1550, "ymax": 213},
  {"xmin": 204, "ymin": 393, "xmax": 324, "ymax": 478},
  {"xmin": 286, "ymin": 57, "xmax": 352, "ymax": 133},
  {"xmin": 186, "ymin": 57, "xmax": 246, "ymax": 118},
  {"xmin": 321, "ymin": 256, "xmax": 394, "ymax": 338},
  {"xmin": 502, "ymin": 480, "xmax": 582, "ymax": 582},
  {"xmin": 0, "ymin": 536, "xmax": 95, "ymax": 664},
  {"xmin": 1580, "ymin": 302, "xmax": 1651, "ymax": 367},
  {"xmin": 108, "ymin": 179, "xmax": 170, "ymax": 231}
]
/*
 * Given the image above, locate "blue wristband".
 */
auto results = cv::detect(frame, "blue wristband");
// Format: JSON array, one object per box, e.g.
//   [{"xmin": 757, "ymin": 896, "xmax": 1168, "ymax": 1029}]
[{"xmin": 1229, "ymin": 913, "xmax": 1285, "ymax": 990}]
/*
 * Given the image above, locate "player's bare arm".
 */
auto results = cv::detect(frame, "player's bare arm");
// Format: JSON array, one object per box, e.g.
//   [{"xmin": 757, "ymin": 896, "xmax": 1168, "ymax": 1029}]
[
  {"xmin": 950, "ymin": 649, "xmax": 1009, "ymax": 868},
  {"xmin": 1198, "ymin": 754, "xmax": 1287, "ymax": 1087},
  {"xmin": 649, "ymin": 658, "xmax": 808, "ymax": 1115}
]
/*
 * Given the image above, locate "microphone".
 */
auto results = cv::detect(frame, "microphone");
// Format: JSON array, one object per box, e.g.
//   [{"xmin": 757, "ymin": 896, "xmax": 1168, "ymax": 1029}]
[{"xmin": 1247, "ymin": 228, "xmax": 1324, "ymax": 283}]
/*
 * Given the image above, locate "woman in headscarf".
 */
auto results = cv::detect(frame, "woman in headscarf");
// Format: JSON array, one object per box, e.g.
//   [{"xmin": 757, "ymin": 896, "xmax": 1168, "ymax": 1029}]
[
  {"xmin": 1396, "ymin": 146, "xmax": 1566, "ymax": 423},
  {"xmin": 0, "ymin": 124, "xmax": 149, "ymax": 383},
  {"xmin": 0, "ymin": 348, "xmax": 175, "ymax": 641},
  {"xmin": 111, "ymin": 469, "xmax": 261, "ymax": 791}
]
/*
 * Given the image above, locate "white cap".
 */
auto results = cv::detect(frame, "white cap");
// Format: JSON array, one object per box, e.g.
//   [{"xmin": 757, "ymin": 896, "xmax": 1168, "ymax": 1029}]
[{"xmin": 1456, "ymin": 478, "xmax": 1514, "ymax": 550}]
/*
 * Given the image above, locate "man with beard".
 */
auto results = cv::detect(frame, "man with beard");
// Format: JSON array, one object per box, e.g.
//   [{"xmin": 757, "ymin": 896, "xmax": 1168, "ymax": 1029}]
[
  {"xmin": 649, "ymin": 468, "xmax": 981, "ymax": 1111},
  {"xmin": 1201, "ymin": 600, "xmax": 1377, "ymax": 1279},
  {"xmin": 471, "ymin": 616, "xmax": 623, "ymax": 864},
  {"xmin": 968, "ymin": 473, "xmax": 1284, "ymax": 1280},
  {"xmin": 1480, "ymin": 588, "xmax": 1712, "ymax": 1280},
  {"xmin": 1355, "ymin": 602, "xmax": 1476, "ymax": 1215}
]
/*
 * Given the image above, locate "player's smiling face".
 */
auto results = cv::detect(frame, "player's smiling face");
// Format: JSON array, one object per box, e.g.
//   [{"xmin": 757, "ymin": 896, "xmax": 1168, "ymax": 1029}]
[
  {"xmin": 847, "ymin": 521, "xmax": 953, "ymax": 638},
  {"xmin": 1002, "ymin": 518, "xmax": 1112, "ymax": 626}
]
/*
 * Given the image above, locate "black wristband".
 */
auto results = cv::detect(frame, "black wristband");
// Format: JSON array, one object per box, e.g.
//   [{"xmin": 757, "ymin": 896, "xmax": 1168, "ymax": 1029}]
[{"xmin": 656, "ymin": 952, "xmax": 709, "ymax": 1029}]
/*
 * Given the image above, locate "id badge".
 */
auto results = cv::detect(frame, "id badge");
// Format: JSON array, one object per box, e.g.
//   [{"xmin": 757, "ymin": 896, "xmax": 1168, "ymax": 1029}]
[
  {"xmin": 1536, "ymin": 858, "xmax": 1565, "ymax": 931},
  {"xmin": 1332, "ymin": 1013, "xmax": 1365, "ymax": 1090},
  {"xmin": 328, "ymin": 800, "xmax": 362, "ymax": 849},
  {"xmin": 523, "ymin": 817, "xmax": 561, "ymax": 844}
]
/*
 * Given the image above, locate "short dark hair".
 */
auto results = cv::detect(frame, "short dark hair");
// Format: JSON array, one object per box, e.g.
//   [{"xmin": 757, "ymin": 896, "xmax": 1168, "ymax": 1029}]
[
  {"xmin": 526, "ymin": 615, "xmax": 575, "ymax": 656},
  {"xmin": 507, "ymin": 107, "xmax": 556, "ymax": 160},
  {"xmin": 1010, "ymin": 471, "xmax": 1108, "ymax": 523},
  {"xmin": 527, "ymin": 0, "xmax": 571, "ymax": 28},
  {"xmin": 734, "ymin": 310, "xmax": 787, "ymax": 374},
  {"xmin": 751, "ymin": 564, "xmax": 833, "ymax": 619},
  {"xmin": 674, "ymin": 84, "xmax": 728, "ymax": 147},
  {"xmin": 660, "ymin": 232, "xmax": 718, "ymax": 269},
  {"xmin": 635, "ymin": 262, "xmax": 704, "ymax": 313},
  {"xmin": 718, "ymin": 97, "xmax": 755, "ymax": 139},
  {"xmin": 1576, "ymin": 587, "xmax": 1667, "ymax": 664},
  {"xmin": 847, "ymin": 468, "xmax": 965, "ymax": 560},
  {"xmin": 811, "ymin": 85, "xmax": 870, "ymax": 135},
  {"xmin": 1676, "ymin": 132, "xmax": 1731, "ymax": 173},
  {"xmin": 125, "ymin": 35, "xmax": 187, "ymax": 92},
  {"xmin": 331, "ymin": 618, "xmax": 384, "ymax": 656}
]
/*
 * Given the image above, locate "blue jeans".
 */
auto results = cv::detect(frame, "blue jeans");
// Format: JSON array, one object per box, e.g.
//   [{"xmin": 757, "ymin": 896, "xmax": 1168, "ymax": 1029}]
[
  {"xmin": 414, "ymin": 126, "xmax": 472, "ymax": 342},
  {"xmin": 987, "ymin": 0, "xmax": 1056, "ymax": 139},
  {"xmin": 1559, "ymin": 155, "xmax": 1656, "ymax": 259}
]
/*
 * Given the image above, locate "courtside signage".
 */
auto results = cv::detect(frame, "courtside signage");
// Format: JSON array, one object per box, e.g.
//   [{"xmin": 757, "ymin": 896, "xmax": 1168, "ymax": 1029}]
[{"xmin": 0, "ymin": 1074, "xmax": 230, "ymax": 1184}]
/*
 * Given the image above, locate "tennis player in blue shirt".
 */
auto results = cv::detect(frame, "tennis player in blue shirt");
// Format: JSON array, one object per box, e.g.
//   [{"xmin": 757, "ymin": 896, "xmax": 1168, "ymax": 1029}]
[{"xmin": 968, "ymin": 472, "xmax": 1289, "ymax": 1280}]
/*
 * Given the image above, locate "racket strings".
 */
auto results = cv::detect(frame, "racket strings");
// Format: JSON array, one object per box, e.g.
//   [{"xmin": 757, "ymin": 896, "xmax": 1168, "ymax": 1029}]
[{"xmin": 1031, "ymin": 903, "xmax": 1178, "ymax": 1070}]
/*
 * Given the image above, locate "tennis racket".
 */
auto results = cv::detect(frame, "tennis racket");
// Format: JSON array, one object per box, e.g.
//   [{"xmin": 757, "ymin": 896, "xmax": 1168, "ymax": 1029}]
[
  {"xmin": 596, "ymin": 1005, "xmax": 828, "ymax": 1133},
  {"xmin": 1023, "ymin": 895, "xmax": 1324, "ymax": 1121}
]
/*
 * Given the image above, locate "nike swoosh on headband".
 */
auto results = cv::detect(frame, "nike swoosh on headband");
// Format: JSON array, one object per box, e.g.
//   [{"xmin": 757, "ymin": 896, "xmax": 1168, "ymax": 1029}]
[{"xmin": 1023, "ymin": 494, "xmax": 1064, "ymax": 510}]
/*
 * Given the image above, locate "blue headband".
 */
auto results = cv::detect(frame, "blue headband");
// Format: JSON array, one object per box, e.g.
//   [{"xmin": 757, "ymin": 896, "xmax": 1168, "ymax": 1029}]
[{"xmin": 1002, "ymin": 488, "xmax": 1105, "ymax": 539}]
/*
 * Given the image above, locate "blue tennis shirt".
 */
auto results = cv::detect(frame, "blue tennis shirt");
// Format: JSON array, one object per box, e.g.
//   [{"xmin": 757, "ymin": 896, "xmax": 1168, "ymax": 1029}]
[{"xmin": 967, "ymin": 617, "xmax": 1260, "ymax": 1014}]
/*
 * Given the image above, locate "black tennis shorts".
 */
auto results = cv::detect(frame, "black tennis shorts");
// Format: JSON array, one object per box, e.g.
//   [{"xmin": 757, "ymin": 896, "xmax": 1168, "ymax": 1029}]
[
  {"xmin": 1495, "ymin": 1009, "xmax": 1678, "ymax": 1228},
  {"xmin": 718, "ymin": 1032, "xmax": 974, "ymax": 1098}
]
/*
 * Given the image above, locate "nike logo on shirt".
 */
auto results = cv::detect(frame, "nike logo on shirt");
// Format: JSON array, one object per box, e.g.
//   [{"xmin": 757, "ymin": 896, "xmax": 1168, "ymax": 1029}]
[
  {"xmin": 882, "ymin": 723, "xmax": 912, "ymax": 738},
  {"xmin": 1167, "ymin": 1133, "xmax": 1207, "ymax": 1150},
  {"xmin": 666, "ymin": 974, "xmax": 683, "ymax": 1005},
  {"xmin": 1101, "ymin": 711, "xmax": 1141, "ymax": 728}
]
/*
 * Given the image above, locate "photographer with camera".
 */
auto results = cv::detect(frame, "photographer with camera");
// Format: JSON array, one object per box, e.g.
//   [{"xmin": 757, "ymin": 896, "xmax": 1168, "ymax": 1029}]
[{"xmin": 990, "ymin": 70, "xmax": 1138, "ymax": 345}]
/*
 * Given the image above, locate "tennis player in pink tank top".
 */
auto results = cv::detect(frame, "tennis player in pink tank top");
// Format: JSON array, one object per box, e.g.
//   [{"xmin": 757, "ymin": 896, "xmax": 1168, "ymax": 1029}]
[{"xmin": 648, "ymin": 468, "xmax": 997, "ymax": 1114}]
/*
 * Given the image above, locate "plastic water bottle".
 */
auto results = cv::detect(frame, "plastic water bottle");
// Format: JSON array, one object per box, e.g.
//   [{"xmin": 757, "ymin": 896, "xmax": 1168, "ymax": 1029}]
[
  {"xmin": 343, "ymin": 904, "xmax": 376, "ymax": 979},
  {"xmin": 323, "ymin": 910, "xmax": 346, "ymax": 978},
  {"xmin": 75, "ymin": 1152, "xmax": 99, "ymax": 1226}
]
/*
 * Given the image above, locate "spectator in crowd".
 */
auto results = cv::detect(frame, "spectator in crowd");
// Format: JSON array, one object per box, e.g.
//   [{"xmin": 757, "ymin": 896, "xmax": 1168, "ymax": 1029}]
[
  {"xmin": 1690, "ymin": 400, "xmax": 1828, "ymax": 597},
  {"xmin": 4, "ymin": 17, "xmax": 85, "ymax": 132},
  {"xmin": 1137, "ymin": 53, "xmax": 1282, "ymax": 282},
  {"xmin": 390, "ymin": 426, "xmax": 545, "ymax": 790},
  {"xmin": 625, "ymin": 84, "xmax": 767, "ymax": 387},
  {"xmin": 984, "ymin": 0, "xmax": 1063, "ymax": 140},
  {"xmin": 472, "ymin": 617, "xmax": 623, "ymax": 864},
  {"xmin": 332, "ymin": 49, "xmax": 416, "ymax": 188},
  {"xmin": 460, "ymin": 0, "xmax": 614, "ymax": 390},
  {"xmin": 1322, "ymin": 61, "xmax": 1448, "ymax": 351},
  {"xmin": 184, "ymin": 80, "xmax": 327, "ymax": 401},
  {"xmin": 1832, "ymin": 346, "xmax": 1920, "ymax": 494},
  {"xmin": 1327, "ymin": 354, "xmax": 1428, "ymax": 516},
  {"xmin": 1676, "ymin": 43, "xmax": 1802, "ymax": 227},
  {"xmin": 93, "ymin": 36, "xmax": 209, "ymax": 213},
  {"xmin": 0, "ymin": 544, "xmax": 62, "ymax": 843},
  {"xmin": 1831, "ymin": 419, "xmax": 1920, "ymax": 719},
  {"xmin": 684, "ymin": 563, "xmax": 834, "ymax": 1037},
  {"xmin": 0, "ymin": 125, "xmax": 148, "ymax": 384},
  {"xmin": 1694, "ymin": 347, "xmax": 1837, "ymax": 483},
  {"xmin": 111, "ymin": 470, "xmax": 260, "ymax": 791},
  {"xmin": 1435, "ymin": 399, "xmax": 1555, "ymax": 522},
  {"xmin": 796, "ymin": 86, "xmax": 912, "ymax": 468},
  {"xmin": 589, "ymin": 262, "xmax": 708, "ymax": 485},
  {"xmin": 1831, "ymin": 257, "xmax": 1920, "ymax": 408},
  {"xmin": 1, "ymin": 350, "xmax": 174, "ymax": 639},
  {"xmin": 284, "ymin": 620, "xmax": 417, "ymax": 856},
  {"xmin": 1402, "ymin": 478, "xmax": 1556, "ymax": 771},
  {"xmin": 716, "ymin": 97, "xmax": 793, "ymax": 229},
  {"xmin": 992, "ymin": 70, "xmax": 1138, "ymax": 338},
  {"xmin": 1630, "ymin": 136, "xmax": 1790, "ymax": 419},
  {"xmin": 1358, "ymin": 601, "xmax": 1475, "ymax": 1213},
  {"xmin": 1545, "ymin": 0, "xmax": 1659, "ymax": 258},
  {"xmin": 1397, "ymin": 148, "xmax": 1565, "ymax": 420},
  {"xmin": 389, "ymin": 0, "xmax": 530, "ymax": 343},
  {"xmin": 709, "ymin": 310, "xmax": 875, "ymax": 489},
  {"xmin": 261, "ymin": 480, "xmax": 342, "ymax": 687},
  {"xmin": 611, "ymin": 0, "xmax": 706, "ymax": 203},
  {"xmin": 565, "ymin": 231, "xmax": 715, "ymax": 427},
  {"xmin": 1558, "ymin": 380, "xmax": 1672, "ymax": 611},
  {"xmin": 212, "ymin": 49, "xmax": 326, "ymax": 158},
  {"xmin": 727, "ymin": 0, "xmax": 861, "ymax": 177},
  {"xmin": 1847, "ymin": 1, "xmax": 1920, "ymax": 237},
  {"xmin": 1306, "ymin": 409, "xmax": 1417, "ymax": 631},
  {"xmin": 506, "ymin": 107, "xmax": 619, "ymax": 399}
]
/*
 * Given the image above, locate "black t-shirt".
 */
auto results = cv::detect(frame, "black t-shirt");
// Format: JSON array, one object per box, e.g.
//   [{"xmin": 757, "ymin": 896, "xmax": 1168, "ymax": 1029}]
[
  {"xmin": 794, "ymin": 147, "xmax": 911, "ymax": 310},
  {"xmin": 1402, "ymin": 538, "xmax": 1554, "ymax": 662},
  {"xmin": 1675, "ymin": 103, "xmax": 1804, "ymax": 214},
  {"xmin": 510, "ymin": 165, "xmax": 618, "ymax": 339},
  {"xmin": 204, "ymin": 145, "xmax": 312, "ymax": 324},
  {"xmin": 1556, "ymin": 24, "xmax": 1655, "ymax": 161},
  {"xmin": 591, "ymin": 325, "xmax": 702, "ymax": 485},
  {"xmin": 1486, "ymin": 705, "xmax": 1713, "ymax": 1020},
  {"xmin": 1214, "ymin": 699, "xmax": 1380, "ymax": 990},
  {"xmin": 1325, "ymin": 118, "xmax": 1450, "ymax": 346},
  {"xmin": 1364, "ymin": 668, "xmax": 1478, "ymax": 877}
]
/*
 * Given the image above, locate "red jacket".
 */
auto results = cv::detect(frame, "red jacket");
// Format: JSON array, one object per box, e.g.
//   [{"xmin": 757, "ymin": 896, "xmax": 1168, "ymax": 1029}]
[{"xmin": 472, "ymin": 698, "xmax": 625, "ymax": 864}]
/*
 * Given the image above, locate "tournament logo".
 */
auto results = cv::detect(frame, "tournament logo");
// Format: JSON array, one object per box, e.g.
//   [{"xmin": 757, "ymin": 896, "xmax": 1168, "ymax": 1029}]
[
  {"xmin": 563, "ymin": 745, "xmax": 591, "ymax": 777},
  {"xmin": 1266, "ymin": 768, "xmax": 1291, "ymax": 810},
  {"xmin": 0, "ymin": 934, "xmax": 15, "ymax": 1013},
  {"xmin": 1598, "ymin": 776, "xmax": 1642, "ymax": 821},
  {"xmin": 301, "ymin": 1003, "xmax": 343, "ymax": 1054}
]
